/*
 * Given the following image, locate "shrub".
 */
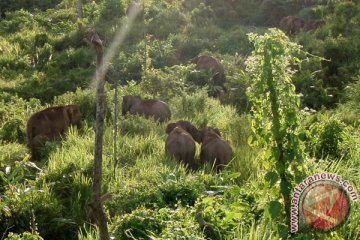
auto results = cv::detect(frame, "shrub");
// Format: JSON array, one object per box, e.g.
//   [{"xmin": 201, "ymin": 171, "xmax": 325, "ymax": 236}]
[
  {"xmin": 53, "ymin": 88, "xmax": 97, "ymax": 123},
  {"xmin": 217, "ymin": 27, "xmax": 254, "ymax": 55},
  {"xmin": 139, "ymin": 64, "xmax": 192, "ymax": 101},
  {"xmin": 305, "ymin": 115, "xmax": 346, "ymax": 160},
  {"xmin": 110, "ymin": 208, "xmax": 163, "ymax": 239},
  {"xmin": 5, "ymin": 232, "xmax": 44, "ymax": 240},
  {"xmin": 148, "ymin": 38, "xmax": 178, "ymax": 68},
  {"xmin": 0, "ymin": 93, "xmax": 42, "ymax": 143},
  {"xmin": 1, "ymin": 183, "xmax": 63, "ymax": 239},
  {"xmin": 147, "ymin": 4, "xmax": 186, "ymax": 40},
  {"xmin": 0, "ymin": 143, "xmax": 29, "ymax": 165}
]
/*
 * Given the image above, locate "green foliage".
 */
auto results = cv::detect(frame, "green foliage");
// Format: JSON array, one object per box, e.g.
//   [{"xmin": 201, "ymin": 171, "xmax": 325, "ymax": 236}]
[
  {"xmin": 146, "ymin": 2, "xmax": 186, "ymax": 40},
  {"xmin": 217, "ymin": 27, "xmax": 254, "ymax": 55},
  {"xmin": 5, "ymin": 231, "xmax": 44, "ymax": 240},
  {"xmin": 246, "ymin": 29, "xmax": 306, "ymax": 236},
  {"xmin": 305, "ymin": 114, "xmax": 346, "ymax": 160},
  {"xmin": 139, "ymin": 64, "xmax": 191, "ymax": 100},
  {"xmin": 147, "ymin": 38, "xmax": 178, "ymax": 68},
  {"xmin": 198, "ymin": 183, "xmax": 263, "ymax": 238},
  {"xmin": 1, "ymin": 182, "xmax": 63, "ymax": 239},
  {"xmin": 99, "ymin": 0, "xmax": 125, "ymax": 21},
  {"xmin": 1, "ymin": 1, "xmax": 360, "ymax": 239},
  {"xmin": 54, "ymin": 88, "xmax": 97, "ymax": 122},
  {"xmin": 0, "ymin": 93, "xmax": 42, "ymax": 143},
  {"xmin": 110, "ymin": 208, "xmax": 163, "ymax": 239}
]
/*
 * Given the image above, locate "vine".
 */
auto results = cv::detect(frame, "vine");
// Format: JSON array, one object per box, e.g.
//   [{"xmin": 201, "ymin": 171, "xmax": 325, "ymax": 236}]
[{"xmin": 245, "ymin": 29, "xmax": 306, "ymax": 237}]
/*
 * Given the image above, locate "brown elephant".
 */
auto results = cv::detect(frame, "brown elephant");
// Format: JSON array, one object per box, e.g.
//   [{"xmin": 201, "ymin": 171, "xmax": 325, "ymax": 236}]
[
  {"xmin": 166, "ymin": 120, "xmax": 202, "ymax": 143},
  {"xmin": 191, "ymin": 55, "xmax": 226, "ymax": 97},
  {"xmin": 165, "ymin": 125, "xmax": 197, "ymax": 170},
  {"xmin": 279, "ymin": 16, "xmax": 305, "ymax": 35},
  {"xmin": 199, "ymin": 127, "xmax": 232, "ymax": 172},
  {"xmin": 122, "ymin": 95, "xmax": 171, "ymax": 123},
  {"xmin": 27, "ymin": 104, "xmax": 83, "ymax": 160}
]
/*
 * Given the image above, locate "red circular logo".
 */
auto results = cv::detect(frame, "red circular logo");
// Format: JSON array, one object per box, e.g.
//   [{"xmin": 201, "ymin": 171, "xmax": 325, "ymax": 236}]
[{"xmin": 300, "ymin": 181, "xmax": 351, "ymax": 231}]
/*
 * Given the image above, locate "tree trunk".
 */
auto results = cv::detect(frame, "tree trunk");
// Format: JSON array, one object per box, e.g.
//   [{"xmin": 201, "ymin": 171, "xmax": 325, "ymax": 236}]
[
  {"xmin": 86, "ymin": 29, "xmax": 109, "ymax": 240},
  {"xmin": 77, "ymin": 0, "xmax": 83, "ymax": 19}
]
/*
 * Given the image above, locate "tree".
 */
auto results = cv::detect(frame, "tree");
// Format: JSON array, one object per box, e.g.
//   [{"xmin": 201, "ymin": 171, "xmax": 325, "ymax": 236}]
[
  {"xmin": 77, "ymin": 0, "xmax": 83, "ymax": 19},
  {"xmin": 85, "ymin": 29, "xmax": 109, "ymax": 240}
]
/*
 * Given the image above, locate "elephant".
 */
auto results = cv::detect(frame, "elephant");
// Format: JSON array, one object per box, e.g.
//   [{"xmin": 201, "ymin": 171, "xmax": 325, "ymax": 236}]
[
  {"xmin": 166, "ymin": 120, "xmax": 202, "ymax": 143},
  {"xmin": 165, "ymin": 125, "xmax": 197, "ymax": 170},
  {"xmin": 279, "ymin": 16, "xmax": 305, "ymax": 35},
  {"xmin": 191, "ymin": 55, "xmax": 226, "ymax": 97},
  {"xmin": 27, "ymin": 104, "xmax": 83, "ymax": 160},
  {"xmin": 199, "ymin": 127, "xmax": 232, "ymax": 172},
  {"xmin": 122, "ymin": 95, "xmax": 171, "ymax": 123}
]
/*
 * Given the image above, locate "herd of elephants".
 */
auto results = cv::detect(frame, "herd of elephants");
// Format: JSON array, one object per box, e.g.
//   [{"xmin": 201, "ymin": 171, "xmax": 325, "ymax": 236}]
[
  {"xmin": 26, "ymin": 55, "xmax": 232, "ymax": 172},
  {"xmin": 26, "ymin": 12, "xmax": 325, "ymax": 170}
]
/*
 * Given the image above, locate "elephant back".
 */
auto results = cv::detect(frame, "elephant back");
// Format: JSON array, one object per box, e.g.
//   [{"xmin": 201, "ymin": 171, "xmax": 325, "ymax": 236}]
[
  {"xmin": 27, "ymin": 107, "xmax": 69, "ymax": 143},
  {"xmin": 200, "ymin": 130, "xmax": 232, "ymax": 171},
  {"xmin": 194, "ymin": 56, "xmax": 224, "ymax": 77},
  {"xmin": 138, "ymin": 99, "xmax": 171, "ymax": 122},
  {"xmin": 165, "ymin": 127, "xmax": 196, "ymax": 169}
]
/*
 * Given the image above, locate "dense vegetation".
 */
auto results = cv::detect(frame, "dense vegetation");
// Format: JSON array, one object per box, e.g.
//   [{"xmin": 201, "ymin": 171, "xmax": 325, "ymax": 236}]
[{"xmin": 1, "ymin": 0, "xmax": 360, "ymax": 239}]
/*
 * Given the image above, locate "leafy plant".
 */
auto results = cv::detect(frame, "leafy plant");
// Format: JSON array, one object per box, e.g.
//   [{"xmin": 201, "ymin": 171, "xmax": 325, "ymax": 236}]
[{"xmin": 246, "ymin": 29, "xmax": 306, "ymax": 237}]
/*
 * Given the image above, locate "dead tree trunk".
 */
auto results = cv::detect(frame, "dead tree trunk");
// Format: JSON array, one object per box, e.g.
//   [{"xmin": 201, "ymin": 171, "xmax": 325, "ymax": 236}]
[
  {"xmin": 77, "ymin": 0, "xmax": 83, "ymax": 19},
  {"xmin": 86, "ymin": 29, "xmax": 109, "ymax": 240}
]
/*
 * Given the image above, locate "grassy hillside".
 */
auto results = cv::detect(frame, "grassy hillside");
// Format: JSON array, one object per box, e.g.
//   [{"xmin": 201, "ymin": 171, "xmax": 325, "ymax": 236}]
[{"xmin": 1, "ymin": 0, "xmax": 360, "ymax": 239}]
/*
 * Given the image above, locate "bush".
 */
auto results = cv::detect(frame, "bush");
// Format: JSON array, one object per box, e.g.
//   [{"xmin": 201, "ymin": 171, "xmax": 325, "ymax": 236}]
[
  {"xmin": 139, "ymin": 64, "xmax": 192, "ymax": 101},
  {"xmin": 1, "ymin": 183, "xmax": 63, "ymax": 239},
  {"xmin": 0, "ymin": 93, "xmax": 42, "ymax": 143},
  {"xmin": 53, "ymin": 88, "xmax": 97, "ymax": 123},
  {"xmin": 217, "ymin": 27, "xmax": 254, "ymax": 55},
  {"xmin": 148, "ymin": 38, "xmax": 178, "ymax": 68},
  {"xmin": 0, "ymin": 143, "xmax": 30, "ymax": 167},
  {"xmin": 305, "ymin": 114, "xmax": 346, "ymax": 160},
  {"xmin": 147, "ymin": 4, "xmax": 186, "ymax": 40},
  {"xmin": 5, "ymin": 232, "xmax": 44, "ymax": 240},
  {"xmin": 110, "ymin": 208, "xmax": 163, "ymax": 239}
]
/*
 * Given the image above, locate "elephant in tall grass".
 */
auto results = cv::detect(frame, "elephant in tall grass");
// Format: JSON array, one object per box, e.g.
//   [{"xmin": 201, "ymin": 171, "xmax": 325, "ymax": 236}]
[
  {"xmin": 199, "ymin": 127, "xmax": 232, "ymax": 172},
  {"xmin": 122, "ymin": 95, "xmax": 171, "ymax": 122},
  {"xmin": 191, "ymin": 55, "xmax": 226, "ymax": 97},
  {"xmin": 165, "ymin": 123, "xmax": 198, "ymax": 170},
  {"xmin": 27, "ymin": 104, "xmax": 83, "ymax": 160}
]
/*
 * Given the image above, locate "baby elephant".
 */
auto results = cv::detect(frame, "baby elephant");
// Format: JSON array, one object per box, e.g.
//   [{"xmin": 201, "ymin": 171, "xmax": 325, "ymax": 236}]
[
  {"xmin": 199, "ymin": 127, "xmax": 232, "ymax": 172},
  {"xmin": 122, "ymin": 95, "xmax": 171, "ymax": 123},
  {"xmin": 165, "ymin": 121, "xmax": 200, "ymax": 170}
]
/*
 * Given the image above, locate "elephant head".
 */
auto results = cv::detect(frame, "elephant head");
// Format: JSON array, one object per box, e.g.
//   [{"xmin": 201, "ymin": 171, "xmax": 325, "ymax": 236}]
[
  {"xmin": 122, "ymin": 95, "xmax": 142, "ymax": 116},
  {"xmin": 66, "ymin": 104, "xmax": 83, "ymax": 128},
  {"xmin": 166, "ymin": 120, "xmax": 202, "ymax": 143},
  {"xmin": 199, "ymin": 127, "xmax": 221, "ymax": 143}
]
